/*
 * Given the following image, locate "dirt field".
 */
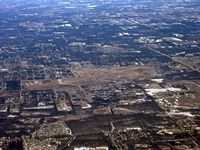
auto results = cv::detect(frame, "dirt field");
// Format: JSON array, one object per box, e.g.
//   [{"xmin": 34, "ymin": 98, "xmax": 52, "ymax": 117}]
[{"xmin": 24, "ymin": 65, "xmax": 157, "ymax": 91}]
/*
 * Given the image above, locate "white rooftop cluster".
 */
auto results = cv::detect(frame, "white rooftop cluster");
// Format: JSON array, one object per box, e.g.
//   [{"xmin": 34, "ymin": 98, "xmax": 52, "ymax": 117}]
[{"xmin": 145, "ymin": 87, "xmax": 181, "ymax": 96}]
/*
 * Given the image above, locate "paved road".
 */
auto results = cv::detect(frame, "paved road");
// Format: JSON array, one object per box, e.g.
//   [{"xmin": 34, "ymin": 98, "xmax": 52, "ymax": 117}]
[{"xmin": 145, "ymin": 45, "xmax": 200, "ymax": 73}]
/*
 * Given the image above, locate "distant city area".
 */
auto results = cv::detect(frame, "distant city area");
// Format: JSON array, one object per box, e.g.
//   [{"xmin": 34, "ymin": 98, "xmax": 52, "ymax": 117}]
[{"xmin": 0, "ymin": 0, "xmax": 200, "ymax": 150}]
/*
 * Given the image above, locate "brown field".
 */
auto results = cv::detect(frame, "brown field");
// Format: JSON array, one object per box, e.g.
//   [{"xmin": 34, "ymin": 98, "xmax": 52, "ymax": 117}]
[
  {"xmin": 161, "ymin": 80, "xmax": 200, "ymax": 108},
  {"xmin": 179, "ymin": 81, "xmax": 200, "ymax": 107},
  {"xmin": 24, "ymin": 65, "xmax": 157, "ymax": 91}
]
